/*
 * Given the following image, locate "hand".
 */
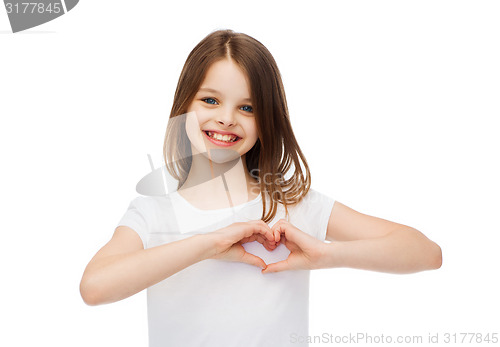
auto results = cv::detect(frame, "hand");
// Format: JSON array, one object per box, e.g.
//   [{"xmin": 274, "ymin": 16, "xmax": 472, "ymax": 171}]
[
  {"xmin": 262, "ymin": 219, "xmax": 327, "ymax": 274},
  {"xmin": 209, "ymin": 220, "xmax": 280, "ymax": 269}
]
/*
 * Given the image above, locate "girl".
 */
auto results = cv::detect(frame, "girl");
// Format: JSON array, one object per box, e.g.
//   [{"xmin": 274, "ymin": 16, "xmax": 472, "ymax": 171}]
[{"xmin": 80, "ymin": 29, "xmax": 442, "ymax": 346}]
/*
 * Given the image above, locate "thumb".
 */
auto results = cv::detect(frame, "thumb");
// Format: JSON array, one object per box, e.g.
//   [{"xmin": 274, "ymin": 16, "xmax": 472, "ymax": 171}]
[
  {"xmin": 240, "ymin": 252, "xmax": 267, "ymax": 269},
  {"xmin": 262, "ymin": 259, "xmax": 290, "ymax": 274}
]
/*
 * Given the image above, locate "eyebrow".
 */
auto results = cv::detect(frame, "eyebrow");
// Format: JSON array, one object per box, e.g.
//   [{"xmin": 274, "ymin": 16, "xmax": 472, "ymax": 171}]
[{"xmin": 198, "ymin": 87, "xmax": 252, "ymax": 103}]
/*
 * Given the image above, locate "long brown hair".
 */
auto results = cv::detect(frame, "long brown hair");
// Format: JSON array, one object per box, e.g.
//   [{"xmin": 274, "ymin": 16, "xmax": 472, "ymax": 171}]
[{"xmin": 164, "ymin": 29, "xmax": 311, "ymax": 223}]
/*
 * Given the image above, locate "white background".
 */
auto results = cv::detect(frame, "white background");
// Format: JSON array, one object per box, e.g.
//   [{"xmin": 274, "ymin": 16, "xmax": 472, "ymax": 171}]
[{"xmin": 1, "ymin": 1, "xmax": 499, "ymax": 346}]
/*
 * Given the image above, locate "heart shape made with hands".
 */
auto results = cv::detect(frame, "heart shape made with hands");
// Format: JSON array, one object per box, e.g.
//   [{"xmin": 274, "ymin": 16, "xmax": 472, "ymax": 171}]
[{"xmin": 238, "ymin": 219, "xmax": 323, "ymax": 274}]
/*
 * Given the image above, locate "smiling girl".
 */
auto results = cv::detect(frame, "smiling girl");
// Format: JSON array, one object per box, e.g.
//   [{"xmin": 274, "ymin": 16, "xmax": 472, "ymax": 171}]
[{"xmin": 80, "ymin": 29, "xmax": 442, "ymax": 347}]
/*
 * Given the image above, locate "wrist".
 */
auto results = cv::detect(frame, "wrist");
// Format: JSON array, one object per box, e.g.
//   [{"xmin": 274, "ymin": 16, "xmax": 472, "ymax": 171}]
[
  {"xmin": 318, "ymin": 241, "xmax": 345, "ymax": 269},
  {"xmin": 194, "ymin": 233, "xmax": 218, "ymax": 261}
]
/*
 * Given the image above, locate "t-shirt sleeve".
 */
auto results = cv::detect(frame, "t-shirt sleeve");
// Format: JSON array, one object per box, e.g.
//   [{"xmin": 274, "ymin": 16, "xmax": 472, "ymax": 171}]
[
  {"xmin": 299, "ymin": 188, "xmax": 335, "ymax": 241},
  {"xmin": 116, "ymin": 196, "xmax": 149, "ymax": 249}
]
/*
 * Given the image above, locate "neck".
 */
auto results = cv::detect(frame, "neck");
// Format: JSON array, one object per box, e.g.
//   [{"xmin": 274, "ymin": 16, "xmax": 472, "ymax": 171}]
[{"xmin": 178, "ymin": 149, "xmax": 260, "ymax": 208}]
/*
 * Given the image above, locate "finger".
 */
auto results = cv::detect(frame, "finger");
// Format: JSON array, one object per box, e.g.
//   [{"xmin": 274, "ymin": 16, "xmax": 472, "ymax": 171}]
[
  {"xmin": 262, "ymin": 259, "xmax": 290, "ymax": 274},
  {"xmin": 240, "ymin": 235, "xmax": 258, "ymax": 244},
  {"xmin": 263, "ymin": 242, "xmax": 273, "ymax": 251},
  {"xmin": 235, "ymin": 222, "xmax": 272, "ymax": 243},
  {"xmin": 240, "ymin": 252, "xmax": 267, "ymax": 269},
  {"xmin": 270, "ymin": 219, "xmax": 283, "ymax": 233},
  {"xmin": 255, "ymin": 234, "xmax": 266, "ymax": 245},
  {"xmin": 274, "ymin": 229, "xmax": 281, "ymax": 242},
  {"xmin": 277, "ymin": 235, "xmax": 298, "ymax": 252},
  {"xmin": 252, "ymin": 222, "xmax": 275, "ymax": 241},
  {"xmin": 279, "ymin": 234, "xmax": 287, "ymax": 245},
  {"xmin": 263, "ymin": 240, "xmax": 278, "ymax": 252},
  {"xmin": 274, "ymin": 221, "xmax": 310, "ymax": 246},
  {"xmin": 254, "ymin": 234, "xmax": 274, "ymax": 248},
  {"xmin": 250, "ymin": 233, "xmax": 276, "ymax": 251},
  {"xmin": 240, "ymin": 233, "xmax": 278, "ymax": 251}
]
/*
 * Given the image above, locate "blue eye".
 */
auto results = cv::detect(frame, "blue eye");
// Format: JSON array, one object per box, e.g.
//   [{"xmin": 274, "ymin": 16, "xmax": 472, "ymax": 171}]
[
  {"xmin": 202, "ymin": 98, "xmax": 218, "ymax": 105},
  {"xmin": 201, "ymin": 97, "xmax": 252, "ymax": 113},
  {"xmin": 241, "ymin": 105, "xmax": 253, "ymax": 113}
]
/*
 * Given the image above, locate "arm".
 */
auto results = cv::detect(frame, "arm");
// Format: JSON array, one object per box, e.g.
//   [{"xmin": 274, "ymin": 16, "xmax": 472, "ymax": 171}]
[
  {"xmin": 322, "ymin": 201, "xmax": 442, "ymax": 273},
  {"xmin": 80, "ymin": 226, "xmax": 212, "ymax": 306},
  {"xmin": 80, "ymin": 221, "xmax": 278, "ymax": 306},
  {"xmin": 263, "ymin": 202, "xmax": 442, "ymax": 274}
]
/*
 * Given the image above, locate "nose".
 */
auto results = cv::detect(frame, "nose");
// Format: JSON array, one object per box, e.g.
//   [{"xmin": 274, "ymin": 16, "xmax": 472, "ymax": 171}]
[{"xmin": 216, "ymin": 108, "xmax": 236, "ymax": 127}]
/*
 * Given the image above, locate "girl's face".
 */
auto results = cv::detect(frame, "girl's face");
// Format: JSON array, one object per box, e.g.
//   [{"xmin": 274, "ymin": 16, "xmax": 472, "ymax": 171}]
[{"xmin": 185, "ymin": 58, "xmax": 258, "ymax": 163}]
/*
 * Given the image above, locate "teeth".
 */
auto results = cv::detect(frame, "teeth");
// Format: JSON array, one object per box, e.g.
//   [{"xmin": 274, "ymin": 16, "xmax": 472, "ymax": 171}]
[{"xmin": 207, "ymin": 131, "xmax": 238, "ymax": 143}]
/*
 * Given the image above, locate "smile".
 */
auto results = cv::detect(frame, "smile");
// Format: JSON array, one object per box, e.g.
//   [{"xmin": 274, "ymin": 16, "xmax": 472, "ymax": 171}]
[{"xmin": 203, "ymin": 130, "xmax": 241, "ymax": 146}]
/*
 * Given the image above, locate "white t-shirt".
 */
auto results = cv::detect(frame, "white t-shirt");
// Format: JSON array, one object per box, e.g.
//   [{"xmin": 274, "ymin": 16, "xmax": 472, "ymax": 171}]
[{"xmin": 116, "ymin": 188, "xmax": 335, "ymax": 347}]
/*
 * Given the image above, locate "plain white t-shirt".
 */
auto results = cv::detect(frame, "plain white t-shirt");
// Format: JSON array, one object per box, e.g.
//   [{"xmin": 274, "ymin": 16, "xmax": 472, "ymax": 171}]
[{"xmin": 116, "ymin": 188, "xmax": 335, "ymax": 347}]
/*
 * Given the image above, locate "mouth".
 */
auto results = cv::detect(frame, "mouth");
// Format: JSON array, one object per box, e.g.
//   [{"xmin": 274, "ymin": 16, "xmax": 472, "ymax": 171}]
[{"xmin": 202, "ymin": 130, "xmax": 241, "ymax": 146}]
